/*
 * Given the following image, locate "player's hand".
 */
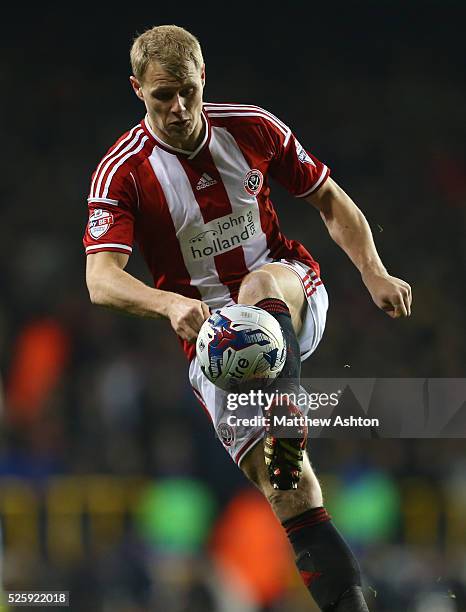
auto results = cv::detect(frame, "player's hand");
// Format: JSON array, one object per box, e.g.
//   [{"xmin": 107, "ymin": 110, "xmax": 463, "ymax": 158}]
[
  {"xmin": 165, "ymin": 295, "xmax": 210, "ymax": 342},
  {"xmin": 362, "ymin": 271, "xmax": 412, "ymax": 318}
]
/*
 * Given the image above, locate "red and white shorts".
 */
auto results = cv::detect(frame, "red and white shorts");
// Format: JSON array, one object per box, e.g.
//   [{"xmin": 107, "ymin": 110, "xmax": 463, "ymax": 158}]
[{"xmin": 188, "ymin": 259, "xmax": 329, "ymax": 467}]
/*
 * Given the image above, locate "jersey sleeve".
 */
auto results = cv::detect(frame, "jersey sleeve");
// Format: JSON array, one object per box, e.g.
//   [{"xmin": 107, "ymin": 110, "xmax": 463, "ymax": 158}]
[
  {"xmin": 83, "ymin": 162, "xmax": 137, "ymax": 256},
  {"xmin": 263, "ymin": 111, "xmax": 330, "ymax": 198}
]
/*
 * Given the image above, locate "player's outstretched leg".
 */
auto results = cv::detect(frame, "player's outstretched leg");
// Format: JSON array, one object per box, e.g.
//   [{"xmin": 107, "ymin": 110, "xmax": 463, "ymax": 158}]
[
  {"xmin": 238, "ymin": 265, "xmax": 370, "ymax": 611},
  {"xmin": 238, "ymin": 266, "xmax": 306, "ymax": 490},
  {"xmin": 241, "ymin": 443, "xmax": 370, "ymax": 612}
]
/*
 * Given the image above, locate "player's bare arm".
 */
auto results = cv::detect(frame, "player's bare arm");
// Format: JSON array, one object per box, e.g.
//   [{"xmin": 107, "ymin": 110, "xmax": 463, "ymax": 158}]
[
  {"xmin": 307, "ymin": 177, "xmax": 412, "ymax": 318},
  {"xmin": 86, "ymin": 251, "xmax": 209, "ymax": 342}
]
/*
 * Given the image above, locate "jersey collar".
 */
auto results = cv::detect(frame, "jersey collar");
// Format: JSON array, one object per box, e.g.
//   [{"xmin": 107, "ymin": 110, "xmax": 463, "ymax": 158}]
[{"xmin": 141, "ymin": 111, "xmax": 211, "ymax": 160}]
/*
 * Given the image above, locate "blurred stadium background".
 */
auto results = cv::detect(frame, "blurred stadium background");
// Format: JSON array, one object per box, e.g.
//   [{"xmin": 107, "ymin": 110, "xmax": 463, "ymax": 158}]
[{"xmin": 0, "ymin": 3, "xmax": 465, "ymax": 611}]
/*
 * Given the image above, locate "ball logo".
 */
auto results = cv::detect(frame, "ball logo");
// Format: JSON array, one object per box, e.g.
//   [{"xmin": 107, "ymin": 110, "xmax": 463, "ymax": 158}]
[
  {"xmin": 218, "ymin": 423, "xmax": 234, "ymax": 447},
  {"xmin": 244, "ymin": 169, "xmax": 263, "ymax": 196},
  {"xmin": 88, "ymin": 209, "xmax": 114, "ymax": 240}
]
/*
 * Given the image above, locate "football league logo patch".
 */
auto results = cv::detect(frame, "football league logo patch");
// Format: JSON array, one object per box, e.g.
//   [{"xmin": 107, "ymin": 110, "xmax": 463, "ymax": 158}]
[
  {"xmin": 295, "ymin": 138, "xmax": 316, "ymax": 167},
  {"xmin": 244, "ymin": 169, "xmax": 263, "ymax": 196},
  {"xmin": 88, "ymin": 209, "xmax": 114, "ymax": 239}
]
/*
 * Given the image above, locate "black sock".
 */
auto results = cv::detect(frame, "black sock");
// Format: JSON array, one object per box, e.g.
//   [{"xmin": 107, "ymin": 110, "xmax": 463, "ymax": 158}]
[
  {"xmin": 283, "ymin": 507, "xmax": 369, "ymax": 611},
  {"xmin": 255, "ymin": 297, "xmax": 300, "ymax": 397}
]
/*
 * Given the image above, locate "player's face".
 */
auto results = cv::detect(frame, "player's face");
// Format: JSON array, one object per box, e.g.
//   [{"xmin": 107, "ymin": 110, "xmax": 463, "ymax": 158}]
[{"xmin": 130, "ymin": 60, "xmax": 205, "ymax": 150}]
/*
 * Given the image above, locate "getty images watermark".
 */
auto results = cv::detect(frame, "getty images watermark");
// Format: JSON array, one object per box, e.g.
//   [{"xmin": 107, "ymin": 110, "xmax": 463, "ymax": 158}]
[
  {"xmin": 218, "ymin": 379, "xmax": 466, "ymax": 438},
  {"xmin": 225, "ymin": 389, "xmax": 381, "ymax": 429}
]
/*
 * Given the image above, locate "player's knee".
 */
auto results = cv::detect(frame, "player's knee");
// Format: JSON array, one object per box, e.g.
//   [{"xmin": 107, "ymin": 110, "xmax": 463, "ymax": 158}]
[
  {"xmin": 238, "ymin": 269, "xmax": 284, "ymax": 304},
  {"xmin": 241, "ymin": 445, "xmax": 323, "ymax": 519},
  {"xmin": 243, "ymin": 458, "xmax": 323, "ymax": 520},
  {"xmin": 265, "ymin": 474, "xmax": 323, "ymax": 520}
]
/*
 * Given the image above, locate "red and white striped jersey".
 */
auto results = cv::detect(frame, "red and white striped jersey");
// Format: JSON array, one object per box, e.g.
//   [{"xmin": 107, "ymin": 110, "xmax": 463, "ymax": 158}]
[{"xmin": 83, "ymin": 103, "xmax": 330, "ymax": 359}]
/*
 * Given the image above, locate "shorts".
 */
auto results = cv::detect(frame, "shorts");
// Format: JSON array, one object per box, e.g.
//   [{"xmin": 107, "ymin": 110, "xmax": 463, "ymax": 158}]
[{"xmin": 188, "ymin": 259, "xmax": 329, "ymax": 467}]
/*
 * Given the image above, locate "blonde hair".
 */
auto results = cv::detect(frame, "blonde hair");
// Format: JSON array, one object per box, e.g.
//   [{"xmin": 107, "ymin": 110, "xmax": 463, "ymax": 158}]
[{"xmin": 130, "ymin": 25, "xmax": 204, "ymax": 82}]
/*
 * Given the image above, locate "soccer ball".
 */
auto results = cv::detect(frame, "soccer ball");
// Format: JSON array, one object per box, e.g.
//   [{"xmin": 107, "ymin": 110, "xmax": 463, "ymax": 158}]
[{"xmin": 196, "ymin": 304, "xmax": 287, "ymax": 390}]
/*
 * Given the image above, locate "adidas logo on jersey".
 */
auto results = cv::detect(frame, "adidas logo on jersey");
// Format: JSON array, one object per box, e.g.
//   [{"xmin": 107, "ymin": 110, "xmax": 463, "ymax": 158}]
[{"xmin": 196, "ymin": 173, "xmax": 217, "ymax": 190}]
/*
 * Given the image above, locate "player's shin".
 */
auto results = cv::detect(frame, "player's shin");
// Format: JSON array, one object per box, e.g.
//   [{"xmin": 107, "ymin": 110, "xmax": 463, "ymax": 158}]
[
  {"xmin": 255, "ymin": 298, "xmax": 306, "ymax": 490},
  {"xmin": 254, "ymin": 297, "xmax": 301, "ymax": 394},
  {"xmin": 283, "ymin": 507, "xmax": 370, "ymax": 611}
]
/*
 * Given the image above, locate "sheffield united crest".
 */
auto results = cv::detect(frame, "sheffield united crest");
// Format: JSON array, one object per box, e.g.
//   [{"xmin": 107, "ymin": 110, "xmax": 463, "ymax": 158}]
[
  {"xmin": 218, "ymin": 422, "xmax": 235, "ymax": 447},
  {"xmin": 243, "ymin": 169, "xmax": 263, "ymax": 196}
]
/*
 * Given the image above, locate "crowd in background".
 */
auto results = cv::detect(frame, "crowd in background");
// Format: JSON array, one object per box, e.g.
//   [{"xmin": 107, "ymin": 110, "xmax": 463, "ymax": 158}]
[{"xmin": 0, "ymin": 4, "xmax": 465, "ymax": 611}]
